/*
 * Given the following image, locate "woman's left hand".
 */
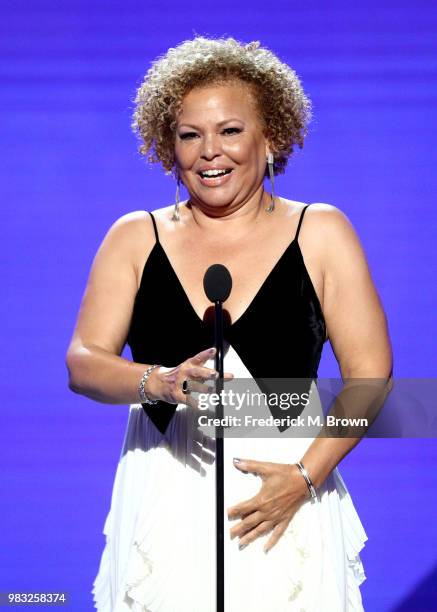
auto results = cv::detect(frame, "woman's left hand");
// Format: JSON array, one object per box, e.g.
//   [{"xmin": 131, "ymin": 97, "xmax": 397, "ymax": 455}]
[{"xmin": 227, "ymin": 458, "xmax": 311, "ymax": 554}]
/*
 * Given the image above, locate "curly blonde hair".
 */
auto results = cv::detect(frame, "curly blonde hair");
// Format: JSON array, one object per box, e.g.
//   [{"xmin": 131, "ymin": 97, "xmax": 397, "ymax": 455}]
[{"xmin": 131, "ymin": 36, "xmax": 312, "ymax": 177}]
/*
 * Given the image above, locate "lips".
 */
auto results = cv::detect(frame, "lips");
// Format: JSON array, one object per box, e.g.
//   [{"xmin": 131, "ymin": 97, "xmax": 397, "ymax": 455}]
[
  {"xmin": 197, "ymin": 168, "xmax": 234, "ymax": 186},
  {"xmin": 197, "ymin": 168, "xmax": 233, "ymax": 178}
]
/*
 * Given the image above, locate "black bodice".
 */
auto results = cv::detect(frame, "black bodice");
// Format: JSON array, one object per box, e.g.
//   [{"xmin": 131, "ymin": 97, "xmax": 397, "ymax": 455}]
[{"xmin": 127, "ymin": 204, "xmax": 327, "ymax": 434}]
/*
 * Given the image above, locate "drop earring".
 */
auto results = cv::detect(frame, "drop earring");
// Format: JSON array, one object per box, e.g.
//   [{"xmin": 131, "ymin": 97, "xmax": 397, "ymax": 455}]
[
  {"xmin": 172, "ymin": 172, "xmax": 181, "ymax": 221},
  {"xmin": 265, "ymin": 152, "xmax": 275, "ymax": 213}
]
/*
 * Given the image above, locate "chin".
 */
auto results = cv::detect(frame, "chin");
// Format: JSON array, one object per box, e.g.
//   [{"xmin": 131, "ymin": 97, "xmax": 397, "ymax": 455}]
[{"xmin": 193, "ymin": 192, "xmax": 235, "ymax": 206}]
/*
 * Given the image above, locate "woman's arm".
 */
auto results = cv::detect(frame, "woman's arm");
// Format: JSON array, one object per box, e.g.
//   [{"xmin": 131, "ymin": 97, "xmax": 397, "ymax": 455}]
[
  {"xmin": 227, "ymin": 203, "xmax": 394, "ymax": 553},
  {"xmin": 65, "ymin": 211, "xmax": 226, "ymax": 406},
  {"xmin": 65, "ymin": 211, "xmax": 157, "ymax": 404},
  {"xmin": 299, "ymin": 203, "xmax": 393, "ymax": 488}
]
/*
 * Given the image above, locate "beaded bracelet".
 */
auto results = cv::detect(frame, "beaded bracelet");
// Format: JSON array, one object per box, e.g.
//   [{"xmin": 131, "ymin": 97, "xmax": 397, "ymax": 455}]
[
  {"xmin": 295, "ymin": 461, "xmax": 318, "ymax": 502},
  {"xmin": 138, "ymin": 365, "xmax": 160, "ymax": 405}
]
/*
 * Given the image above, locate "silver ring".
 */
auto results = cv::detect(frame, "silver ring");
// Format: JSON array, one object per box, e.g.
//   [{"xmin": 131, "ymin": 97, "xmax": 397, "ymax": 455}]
[{"xmin": 182, "ymin": 379, "xmax": 190, "ymax": 394}]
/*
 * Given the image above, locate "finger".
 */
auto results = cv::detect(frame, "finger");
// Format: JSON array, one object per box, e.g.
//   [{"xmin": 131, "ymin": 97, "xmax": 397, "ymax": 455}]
[
  {"xmin": 232, "ymin": 458, "xmax": 267, "ymax": 477},
  {"xmin": 186, "ymin": 365, "xmax": 219, "ymax": 381},
  {"xmin": 229, "ymin": 510, "xmax": 263, "ymax": 540},
  {"xmin": 180, "ymin": 392, "xmax": 201, "ymax": 412},
  {"xmin": 182, "ymin": 379, "xmax": 215, "ymax": 394},
  {"xmin": 238, "ymin": 521, "xmax": 274, "ymax": 549},
  {"xmin": 190, "ymin": 347, "xmax": 216, "ymax": 365},
  {"xmin": 227, "ymin": 494, "xmax": 259, "ymax": 520},
  {"xmin": 263, "ymin": 520, "xmax": 288, "ymax": 554}
]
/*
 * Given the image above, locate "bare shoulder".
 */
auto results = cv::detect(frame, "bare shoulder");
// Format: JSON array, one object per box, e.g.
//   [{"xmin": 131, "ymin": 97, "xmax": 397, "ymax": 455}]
[
  {"xmin": 108, "ymin": 209, "xmax": 156, "ymax": 243},
  {"xmin": 278, "ymin": 198, "xmax": 337, "ymax": 228},
  {"xmin": 307, "ymin": 202, "xmax": 359, "ymax": 237},
  {"xmin": 97, "ymin": 210, "xmax": 160, "ymax": 289},
  {"xmin": 281, "ymin": 200, "xmax": 354, "ymax": 239},
  {"xmin": 109, "ymin": 206, "xmax": 172, "ymax": 253},
  {"xmin": 306, "ymin": 202, "xmax": 368, "ymax": 266},
  {"xmin": 285, "ymin": 201, "xmax": 364, "ymax": 259},
  {"xmin": 66, "ymin": 210, "xmax": 156, "ymax": 358},
  {"xmin": 277, "ymin": 199, "xmax": 344, "ymax": 245}
]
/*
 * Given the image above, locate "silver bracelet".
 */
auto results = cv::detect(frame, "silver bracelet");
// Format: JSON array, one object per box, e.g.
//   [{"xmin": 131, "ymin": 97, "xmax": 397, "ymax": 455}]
[
  {"xmin": 295, "ymin": 461, "xmax": 318, "ymax": 502},
  {"xmin": 138, "ymin": 365, "xmax": 160, "ymax": 405}
]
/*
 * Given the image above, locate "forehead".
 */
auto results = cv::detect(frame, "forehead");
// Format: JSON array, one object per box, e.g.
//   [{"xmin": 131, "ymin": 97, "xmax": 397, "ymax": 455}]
[{"xmin": 177, "ymin": 81, "xmax": 260, "ymax": 124}]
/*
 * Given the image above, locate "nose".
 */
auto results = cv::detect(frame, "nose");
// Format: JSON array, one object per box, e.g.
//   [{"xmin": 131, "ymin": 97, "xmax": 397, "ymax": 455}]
[{"xmin": 200, "ymin": 132, "xmax": 222, "ymax": 160}]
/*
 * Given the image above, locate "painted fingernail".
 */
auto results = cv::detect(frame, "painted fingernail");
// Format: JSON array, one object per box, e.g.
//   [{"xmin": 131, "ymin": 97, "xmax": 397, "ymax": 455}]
[
  {"xmin": 264, "ymin": 548, "xmax": 269, "ymax": 554},
  {"xmin": 233, "ymin": 457, "xmax": 241, "ymax": 464},
  {"xmin": 239, "ymin": 542, "xmax": 247, "ymax": 551}
]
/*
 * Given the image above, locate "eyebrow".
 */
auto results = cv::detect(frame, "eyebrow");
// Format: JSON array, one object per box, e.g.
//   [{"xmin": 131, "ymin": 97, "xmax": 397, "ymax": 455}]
[{"xmin": 178, "ymin": 118, "xmax": 244, "ymax": 129}]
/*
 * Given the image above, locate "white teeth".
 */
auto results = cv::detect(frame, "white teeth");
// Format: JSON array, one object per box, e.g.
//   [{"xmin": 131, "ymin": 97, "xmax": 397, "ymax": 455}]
[{"xmin": 200, "ymin": 169, "xmax": 230, "ymax": 178}]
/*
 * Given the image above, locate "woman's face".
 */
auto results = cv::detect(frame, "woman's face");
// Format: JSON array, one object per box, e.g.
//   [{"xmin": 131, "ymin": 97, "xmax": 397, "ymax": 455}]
[{"xmin": 174, "ymin": 80, "xmax": 270, "ymax": 214}]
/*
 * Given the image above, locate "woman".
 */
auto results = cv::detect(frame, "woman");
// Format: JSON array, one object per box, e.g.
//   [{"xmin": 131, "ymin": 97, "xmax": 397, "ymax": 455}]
[{"xmin": 66, "ymin": 37, "xmax": 393, "ymax": 611}]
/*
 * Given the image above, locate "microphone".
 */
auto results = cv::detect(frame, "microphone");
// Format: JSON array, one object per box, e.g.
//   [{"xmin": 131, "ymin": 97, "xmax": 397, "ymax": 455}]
[
  {"xmin": 203, "ymin": 264, "xmax": 232, "ymax": 379},
  {"xmin": 204, "ymin": 263, "xmax": 233, "ymax": 304},
  {"xmin": 203, "ymin": 263, "xmax": 232, "ymax": 612}
]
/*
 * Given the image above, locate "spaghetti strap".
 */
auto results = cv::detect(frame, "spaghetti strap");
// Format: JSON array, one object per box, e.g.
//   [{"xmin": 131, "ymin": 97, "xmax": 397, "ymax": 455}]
[
  {"xmin": 295, "ymin": 204, "xmax": 310, "ymax": 242},
  {"xmin": 147, "ymin": 210, "xmax": 160, "ymax": 243}
]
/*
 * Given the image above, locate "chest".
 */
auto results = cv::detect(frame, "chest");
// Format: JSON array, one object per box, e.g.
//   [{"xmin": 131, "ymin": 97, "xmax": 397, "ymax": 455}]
[{"xmin": 145, "ymin": 231, "xmax": 323, "ymax": 326}]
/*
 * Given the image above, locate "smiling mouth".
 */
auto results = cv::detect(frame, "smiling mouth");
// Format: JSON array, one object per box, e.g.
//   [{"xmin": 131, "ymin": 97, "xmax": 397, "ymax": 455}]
[{"xmin": 198, "ymin": 168, "xmax": 233, "ymax": 179}]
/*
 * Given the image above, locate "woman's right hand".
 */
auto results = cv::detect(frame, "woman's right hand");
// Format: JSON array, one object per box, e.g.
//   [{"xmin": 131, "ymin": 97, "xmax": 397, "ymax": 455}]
[{"xmin": 145, "ymin": 347, "xmax": 234, "ymax": 408}]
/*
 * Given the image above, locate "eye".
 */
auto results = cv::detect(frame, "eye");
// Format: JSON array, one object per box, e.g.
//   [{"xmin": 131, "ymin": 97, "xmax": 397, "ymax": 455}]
[
  {"xmin": 178, "ymin": 127, "xmax": 242, "ymax": 140},
  {"xmin": 179, "ymin": 132, "xmax": 198, "ymax": 140},
  {"xmin": 223, "ymin": 127, "xmax": 241, "ymax": 135}
]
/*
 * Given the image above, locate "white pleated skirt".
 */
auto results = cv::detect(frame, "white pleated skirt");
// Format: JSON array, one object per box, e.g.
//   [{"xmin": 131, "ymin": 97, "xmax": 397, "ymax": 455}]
[{"xmin": 92, "ymin": 346, "xmax": 368, "ymax": 611}]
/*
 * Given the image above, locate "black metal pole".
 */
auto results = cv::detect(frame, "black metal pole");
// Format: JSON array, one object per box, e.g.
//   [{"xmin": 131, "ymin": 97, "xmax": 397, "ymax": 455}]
[{"xmin": 214, "ymin": 299, "xmax": 224, "ymax": 612}]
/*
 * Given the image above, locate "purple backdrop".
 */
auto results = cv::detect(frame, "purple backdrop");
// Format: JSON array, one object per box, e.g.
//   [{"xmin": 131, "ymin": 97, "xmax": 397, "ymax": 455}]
[{"xmin": 1, "ymin": 0, "xmax": 436, "ymax": 610}]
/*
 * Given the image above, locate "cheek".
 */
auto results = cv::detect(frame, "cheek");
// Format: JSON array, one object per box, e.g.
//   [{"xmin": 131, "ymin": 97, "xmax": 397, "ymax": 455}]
[
  {"xmin": 223, "ymin": 140, "xmax": 260, "ymax": 165},
  {"xmin": 174, "ymin": 143, "xmax": 197, "ymax": 169},
  {"xmin": 226, "ymin": 141, "xmax": 266, "ymax": 172}
]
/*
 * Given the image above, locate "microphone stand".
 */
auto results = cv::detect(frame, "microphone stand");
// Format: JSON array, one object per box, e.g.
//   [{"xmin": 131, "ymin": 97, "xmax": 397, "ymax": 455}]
[
  {"xmin": 203, "ymin": 262, "xmax": 231, "ymax": 612},
  {"xmin": 214, "ymin": 299, "xmax": 225, "ymax": 612}
]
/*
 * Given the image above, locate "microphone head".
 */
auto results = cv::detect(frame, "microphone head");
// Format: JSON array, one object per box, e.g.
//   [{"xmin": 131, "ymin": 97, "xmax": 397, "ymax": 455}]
[{"xmin": 203, "ymin": 264, "xmax": 232, "ymax": 303}]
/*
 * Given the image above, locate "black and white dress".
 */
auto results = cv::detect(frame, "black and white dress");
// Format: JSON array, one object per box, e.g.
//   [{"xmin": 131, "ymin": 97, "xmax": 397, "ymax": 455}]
[{"xmin": 92, "ymin": 205, "xmax": 368, "ymax": 611}]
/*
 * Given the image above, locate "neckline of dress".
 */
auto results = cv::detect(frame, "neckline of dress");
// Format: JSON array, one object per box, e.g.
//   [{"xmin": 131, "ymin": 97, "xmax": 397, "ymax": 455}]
[{"xmin": 154, "ymin": 238, "xmax": 299, "ymax": 329}]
